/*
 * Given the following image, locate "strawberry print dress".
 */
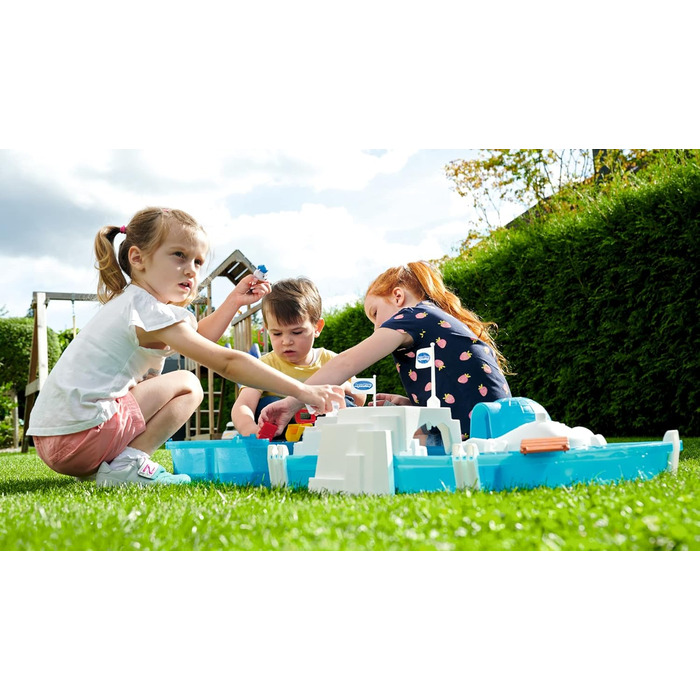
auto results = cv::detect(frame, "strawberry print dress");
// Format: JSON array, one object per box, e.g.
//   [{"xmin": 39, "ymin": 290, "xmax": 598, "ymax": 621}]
[{"xmin": 380, "ymin": 301, "xmax": 511, "ymax": 439}]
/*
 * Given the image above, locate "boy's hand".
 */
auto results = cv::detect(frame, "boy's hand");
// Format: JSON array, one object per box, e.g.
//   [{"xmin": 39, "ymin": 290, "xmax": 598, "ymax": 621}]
[
  {"xmin": 232, "ymin": 273, "xmax": 271, "ymax": 305},
  {"xmin": 259, "ymin": 398, "xmax": 298, "ymax": 437},
  {"xmin": 372, "ymin": 393, "xmax": 411, "ymax": 407}
]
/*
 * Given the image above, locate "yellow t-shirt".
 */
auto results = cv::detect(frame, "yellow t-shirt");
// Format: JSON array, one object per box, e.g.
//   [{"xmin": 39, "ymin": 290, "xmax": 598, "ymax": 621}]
[{"xmin": 241, "ymin": 347, "xmax": 338, "ymax": 398}]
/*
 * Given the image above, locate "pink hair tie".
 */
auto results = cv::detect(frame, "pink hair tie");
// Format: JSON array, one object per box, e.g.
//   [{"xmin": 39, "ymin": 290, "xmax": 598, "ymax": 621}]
[{"xmin": 119, "ymin": 226, "xmax": 126, "ymax": 233}]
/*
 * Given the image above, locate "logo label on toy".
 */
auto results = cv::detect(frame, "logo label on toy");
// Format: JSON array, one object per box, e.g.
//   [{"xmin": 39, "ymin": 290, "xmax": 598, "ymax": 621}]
[
  {"xmin": 416, "ymin": 346, "xmax": 434, "ymax": 368},
  {"xmin": 352, "ymin": 378, "xmax": 375, "ymax": 392}
]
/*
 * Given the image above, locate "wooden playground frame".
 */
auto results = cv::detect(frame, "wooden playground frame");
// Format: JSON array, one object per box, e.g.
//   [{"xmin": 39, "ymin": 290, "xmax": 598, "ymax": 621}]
[{"xmin": 185, "ymin": 249, "xmax": 265, "ymax": 439}]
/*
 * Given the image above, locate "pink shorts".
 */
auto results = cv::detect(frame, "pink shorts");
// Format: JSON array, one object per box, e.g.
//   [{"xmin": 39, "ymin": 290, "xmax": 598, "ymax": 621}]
[{"xmin": 33, "ymin": 392, "xmax": 146, "ymax": 477}]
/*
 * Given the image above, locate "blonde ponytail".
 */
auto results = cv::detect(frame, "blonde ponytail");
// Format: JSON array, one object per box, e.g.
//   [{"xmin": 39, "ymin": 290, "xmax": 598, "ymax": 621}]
[{"xmin": 94, "ymin": 226, "xmax": 129, "ymax": 303}]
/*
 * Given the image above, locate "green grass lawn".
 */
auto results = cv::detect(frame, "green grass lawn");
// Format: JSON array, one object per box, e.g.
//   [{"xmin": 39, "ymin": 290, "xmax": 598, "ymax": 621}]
[{"xmin": 1, "ymin": 438, "xmax": 699, "ymax": 550}]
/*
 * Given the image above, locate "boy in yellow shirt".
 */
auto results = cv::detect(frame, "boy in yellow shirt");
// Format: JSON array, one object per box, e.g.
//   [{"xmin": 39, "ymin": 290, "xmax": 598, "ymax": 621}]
[{"xmin": 231, "ymin": 277, "xmax": 364, "ymax": 437}]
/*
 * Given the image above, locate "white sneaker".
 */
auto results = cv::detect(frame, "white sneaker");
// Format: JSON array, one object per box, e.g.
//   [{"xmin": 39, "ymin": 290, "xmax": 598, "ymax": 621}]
[{"xmin": 95, "ymin": 455, "xmax": 191, "ymax": 487}]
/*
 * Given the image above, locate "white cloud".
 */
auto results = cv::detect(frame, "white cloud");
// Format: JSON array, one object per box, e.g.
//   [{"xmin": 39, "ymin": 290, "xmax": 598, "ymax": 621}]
[
  {"xmin": 206, "ymin": 204, "xmax": 378, "ymax": 309},
  {"xmin": 209, "ymin": 201, "xmax": 459, "ymax": 314},
  {"xmin": 1, "ymin": 254, "xmax": 101, "ymax": 331},
  {"xmin": 278, "ymin": 149, "xmax": 417, "ymax": 191},
  {"xmin": 3, "ymin": 149, "xmax": 422, "ymax": 219},
  {"xmin": 0, "ymin": 149, "xmax": 481, "ymax": 333}
]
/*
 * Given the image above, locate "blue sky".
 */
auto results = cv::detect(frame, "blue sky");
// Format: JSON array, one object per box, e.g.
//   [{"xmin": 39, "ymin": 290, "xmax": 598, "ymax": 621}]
[{"xmin": 0, "ymin": 148, "xmax": 527, "ymax": 333}]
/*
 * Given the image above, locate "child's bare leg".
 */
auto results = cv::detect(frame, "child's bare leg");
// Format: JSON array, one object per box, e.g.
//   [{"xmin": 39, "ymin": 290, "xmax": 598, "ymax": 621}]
[
  {"xmin": 128, "ymin": 370, "xmax": 203, "ymax": 454},
  {"xmin": 95, "ymin": 371, "xmax": 202, "ymax": 487}
]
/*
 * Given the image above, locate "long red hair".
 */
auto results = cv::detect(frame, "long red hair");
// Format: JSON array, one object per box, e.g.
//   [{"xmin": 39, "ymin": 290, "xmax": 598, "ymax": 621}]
[{"xmin": 366, "ymin": 261, "xmax": 510, "ymax": 373}]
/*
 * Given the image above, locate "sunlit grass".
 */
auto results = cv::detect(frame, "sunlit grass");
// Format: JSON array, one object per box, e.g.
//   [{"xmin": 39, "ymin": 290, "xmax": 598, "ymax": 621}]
[{"xmin": 1, "ymin": 439, "xmax": 699, "ymax": 550}]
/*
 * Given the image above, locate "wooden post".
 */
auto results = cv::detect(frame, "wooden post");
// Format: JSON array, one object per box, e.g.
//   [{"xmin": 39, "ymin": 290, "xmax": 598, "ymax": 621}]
[
  {"xmin": 22, "ymin": 292, "xmax": 48, "ymax": 452},
  {"xmin": 182, "ymin": 250, "xmax": 261, "ymax": 440},
  {"xmin": 206, "ymin": 282, "xmax": 215, "ymax": 438},
  {"xmin": 20, "ymin": 291, "xmax": 97, "ymax": 452},
  {"xmin": 12, "ymin": 390, "xmax": 19, "ymax": 449}
]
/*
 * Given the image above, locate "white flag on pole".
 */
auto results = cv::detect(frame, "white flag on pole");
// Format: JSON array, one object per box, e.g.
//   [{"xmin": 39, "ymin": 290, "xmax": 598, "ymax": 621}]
[
  {"xmin": 352, "ymin": 375, "xmax": 377, "ymax": 406},
  {"xmin": 351, "ymin": 377, "xmax": 376, "ymax": 393},
  {"xmin": 417, "ymin": 343, "xmax": 440, "ymax": 407},
  {"xmin": 415, "ymin": 346, "xmax": 435, "ymax": 369}
]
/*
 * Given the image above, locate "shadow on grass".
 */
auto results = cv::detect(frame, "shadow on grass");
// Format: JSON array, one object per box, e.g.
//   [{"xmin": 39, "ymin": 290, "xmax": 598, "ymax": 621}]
[
  {"xmin": 679, "ymin": 437, "xmax": 700, "ymax": 461},
  {"xmin": 0, "ymin": 477, "xmax": 78, "ymax": 496}
]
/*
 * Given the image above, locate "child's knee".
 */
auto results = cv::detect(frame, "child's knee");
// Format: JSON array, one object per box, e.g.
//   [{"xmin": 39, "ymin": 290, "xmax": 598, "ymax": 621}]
[{"xmin": 177, "ymin": 370, "xmax": 204, "ymax": 403}]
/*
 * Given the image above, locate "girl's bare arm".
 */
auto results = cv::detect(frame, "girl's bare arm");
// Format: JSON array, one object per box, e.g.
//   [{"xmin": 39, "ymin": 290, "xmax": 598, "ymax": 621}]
[
  {"xmin": 196, "ymin": 274, "xmax": 271, "ymax": 342},
  {"xmin": 146, "ymin": 321, "xmax": 344, "ymax": 413}
]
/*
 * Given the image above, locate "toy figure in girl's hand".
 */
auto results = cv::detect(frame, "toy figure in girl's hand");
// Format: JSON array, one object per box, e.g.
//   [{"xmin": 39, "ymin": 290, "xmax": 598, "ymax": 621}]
[
  {"xmin": 259, "ymin": 261, "xmax": 512, "ymax": 442},
  {"xmin": 26, "ymin": 207, "xmax": 344, "ymax": 487},
  {"xmin": 248, "ymin": 264, "xmax": 268, "ymax": 294}
]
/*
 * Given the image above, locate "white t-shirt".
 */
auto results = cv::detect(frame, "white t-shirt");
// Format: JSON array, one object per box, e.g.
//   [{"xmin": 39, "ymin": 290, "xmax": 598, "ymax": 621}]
[{"xmin": 27, "ymin": 284, "xmax": 197, "ymax": 436}]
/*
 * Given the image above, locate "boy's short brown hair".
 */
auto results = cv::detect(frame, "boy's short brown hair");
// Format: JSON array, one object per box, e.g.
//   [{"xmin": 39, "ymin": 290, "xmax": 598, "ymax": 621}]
[{"xmin": 261, "ymin": 277, "xmax": 323, "ymax": 326}]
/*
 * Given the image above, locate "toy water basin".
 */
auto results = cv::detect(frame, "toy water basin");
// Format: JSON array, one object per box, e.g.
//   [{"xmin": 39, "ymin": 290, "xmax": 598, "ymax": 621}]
[
  {"xmin": 477, "ymin": 439, "xmax": 679, "ymax": 491},
  {"xmin": 392, "ymin": 439, "xmax": 678, "ymax": 493},
  {"xmin": 167, "ymin": 436, "xmax": 308, "ymax": 487}
]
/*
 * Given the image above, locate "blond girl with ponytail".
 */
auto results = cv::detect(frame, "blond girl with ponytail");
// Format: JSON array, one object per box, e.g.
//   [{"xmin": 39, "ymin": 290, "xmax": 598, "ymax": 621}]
[
  {"xmin": 27, "ymin": 207, "xmax": 344, "ymax": 486},
  {"xmin": 260, "ymin": 261, "xmax": 511, "ymax": 441}
]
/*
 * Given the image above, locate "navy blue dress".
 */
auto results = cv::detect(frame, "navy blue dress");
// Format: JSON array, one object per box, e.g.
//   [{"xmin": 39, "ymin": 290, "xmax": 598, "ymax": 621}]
[{"xmin": 380, "ymin": 301, "xmax": 511, "ymax": 439}]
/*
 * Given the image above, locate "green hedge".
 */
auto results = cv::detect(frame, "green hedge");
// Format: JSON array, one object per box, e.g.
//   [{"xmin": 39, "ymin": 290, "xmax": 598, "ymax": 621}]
[
  {"xmin": 320, "ymin": 156, "xmax": 700, "ymax": 436},
  {"xmin": 321, "ymin": 301, "xmax": 405, "ymax": 396},
  {"xmin": 0, "ymin": 317, "xmax": 61, "ymax": 425},
  {"xmin": 0, "ymin": 317, "xmax": 61, "ymax": 392},
  {"xmin": 443, "ymin": 159, "xmax": 700, "ymax": 436}
]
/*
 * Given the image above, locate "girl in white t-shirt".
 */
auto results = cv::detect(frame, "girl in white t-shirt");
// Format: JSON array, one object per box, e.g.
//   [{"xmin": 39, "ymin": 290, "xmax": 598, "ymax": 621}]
[{"xmin": 27, "ymin": 207, "xmax": 344, "ymax": 487}]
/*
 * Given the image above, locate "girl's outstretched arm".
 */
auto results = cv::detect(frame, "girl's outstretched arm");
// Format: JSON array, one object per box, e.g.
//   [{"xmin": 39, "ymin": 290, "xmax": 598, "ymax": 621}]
[
  {"xmin": 147, "ymin": 321, "xmax": 343, "ymax": 414},
  {"xmin": 259, "ymin": 327, "xmax": 408, "ymax": 431},
  {"xmin": 302, "ymin": 328, "xmax": 408, "ymax": 385},
  {"xmin": 196, "ymin": 273, "xmax": 271, "ymax": 342}
]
